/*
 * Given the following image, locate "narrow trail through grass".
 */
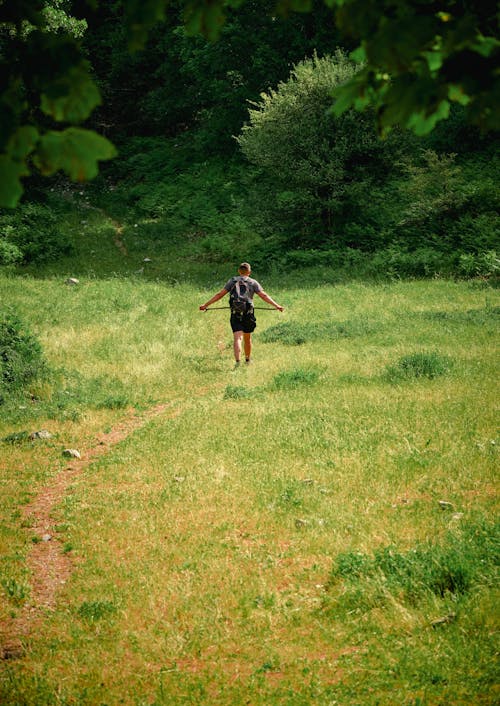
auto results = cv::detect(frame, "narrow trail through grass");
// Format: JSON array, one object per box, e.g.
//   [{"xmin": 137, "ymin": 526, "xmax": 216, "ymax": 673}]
[{"xmin": 0, "ymin": 402, "xmax": 181, "ymax": 658}]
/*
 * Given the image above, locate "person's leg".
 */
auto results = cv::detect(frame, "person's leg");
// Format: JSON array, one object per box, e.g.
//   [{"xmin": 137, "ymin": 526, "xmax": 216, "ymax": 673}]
[
  {"xmin": 233, "ymin": 331, "xmax": 243, "ymax": 362},
  {"xmin": 243, "ymin": 332, "xmax": 252, "ymax": 362}
]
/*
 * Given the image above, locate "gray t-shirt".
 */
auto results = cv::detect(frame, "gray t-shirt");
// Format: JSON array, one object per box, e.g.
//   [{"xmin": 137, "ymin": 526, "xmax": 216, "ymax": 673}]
[{"xmin": 224, "ymin": 275, "xmax": 262, "ymax": 300}]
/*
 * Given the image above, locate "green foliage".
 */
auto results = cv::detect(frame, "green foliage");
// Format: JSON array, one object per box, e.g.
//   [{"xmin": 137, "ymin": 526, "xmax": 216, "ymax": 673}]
[
  {"xmin": 0, "ymin": 200, "xmax": 74, "ymax": 263},
  {"xmin": 458, "ymin": 251, "xmax": 499, "ymax": 279},
  {"xmin": 0, "ymin": 7, "xmax": 115, "ymax": 206},
  {"xmin": 385, "ymin": 352, "xmax": 452, "ymax": 382},
  {"xmin": 368, "ymin": 246, "xmax": 456, "ymax": 279},
  {"xmin": 2, "ymin": 0, "xmax": 498, "ymax": 209},
  {"xmin": 395, "ymin": 150, "xmax": 500, "ymax": 254},
  {"xmin": 0, "ymin": 236, "xmax": 22, "ymax": 265},
  {"xmin": 0, "ymin": 309, "xmax": 46, "ymax": 399},
  {"xmin": 329, "ymin": 1, "xmax": 500, "ymax": 134},
  {"xmin": 237, "ymin": 51, "xmax": 395, "ymax": 247}
]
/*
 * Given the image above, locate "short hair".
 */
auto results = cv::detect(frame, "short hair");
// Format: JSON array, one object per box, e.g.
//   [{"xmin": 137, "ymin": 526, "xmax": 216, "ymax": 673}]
[{"xmin": 239, "ymin": 262, "xmax": 251, "ymax": 272}]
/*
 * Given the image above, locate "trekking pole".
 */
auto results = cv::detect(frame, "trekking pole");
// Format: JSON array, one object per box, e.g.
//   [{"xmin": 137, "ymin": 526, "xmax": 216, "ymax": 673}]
[{"xmin": 204, "ymin": 306, "xmax": 277, "ymax": 311}]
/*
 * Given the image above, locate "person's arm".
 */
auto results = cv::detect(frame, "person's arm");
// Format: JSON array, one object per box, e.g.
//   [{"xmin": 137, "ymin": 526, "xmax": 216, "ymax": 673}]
[
  {"xmin": 199, "ymin": 288, "xmax": 228, "ymax": 310},
  {"xmin": 257, "ymin": 290, "xmax": 284, "ymax": 311}
]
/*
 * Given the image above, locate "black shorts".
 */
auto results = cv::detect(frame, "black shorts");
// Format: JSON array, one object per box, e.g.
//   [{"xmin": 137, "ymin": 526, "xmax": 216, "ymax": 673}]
[{"xmin": 230, "ymin": 310, "xmax": 256, "ymax": 333}]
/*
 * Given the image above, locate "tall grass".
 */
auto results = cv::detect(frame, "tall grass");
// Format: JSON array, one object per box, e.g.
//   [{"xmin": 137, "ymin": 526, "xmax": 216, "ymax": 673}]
[{"xmin": 0, "ymin": 272, "xmax": 498, "ymax": 705}]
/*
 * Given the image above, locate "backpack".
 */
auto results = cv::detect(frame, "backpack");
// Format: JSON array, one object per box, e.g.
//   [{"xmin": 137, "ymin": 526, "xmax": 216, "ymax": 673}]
[{"xmin": 229, "ymin": 276, "xmax": 253, "ymax": 315}]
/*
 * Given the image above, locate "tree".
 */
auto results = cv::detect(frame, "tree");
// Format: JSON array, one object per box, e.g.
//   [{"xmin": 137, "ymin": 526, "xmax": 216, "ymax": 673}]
[
  {"xmin": 236, "ymin": 51, "xmax": 395, "ymax": 247},
  {"xmin": 1, "ymin": 0, "xmax": 498, "ymax": 208}
]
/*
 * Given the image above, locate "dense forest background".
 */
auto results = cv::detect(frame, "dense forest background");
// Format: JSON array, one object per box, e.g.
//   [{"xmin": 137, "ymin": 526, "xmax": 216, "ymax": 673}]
[{"xmin": 1, "ymin": 0, "xmax": 498, "ymax": 279}]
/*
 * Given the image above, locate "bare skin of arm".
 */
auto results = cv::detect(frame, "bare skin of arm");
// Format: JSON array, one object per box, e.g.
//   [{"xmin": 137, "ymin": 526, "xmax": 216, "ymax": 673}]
[
  {"xmin": 257, "ymin": 290, "xmax": 284, "ymax": 311},
  {"xmin": 199, "ymin": 288, "xmax": 228, "ymax": 310}
]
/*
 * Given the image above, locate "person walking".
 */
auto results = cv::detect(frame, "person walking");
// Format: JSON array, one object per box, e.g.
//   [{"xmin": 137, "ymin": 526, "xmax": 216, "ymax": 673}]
[{"xmin": 200, "ymin": 262, "xmax": 284, "ymax": 365}]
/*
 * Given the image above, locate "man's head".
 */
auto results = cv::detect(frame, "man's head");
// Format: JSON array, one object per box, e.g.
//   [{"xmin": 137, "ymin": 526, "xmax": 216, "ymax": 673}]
[{"xmin": 238, "ymin": 262, "xmax": 251, "ymax": 275}]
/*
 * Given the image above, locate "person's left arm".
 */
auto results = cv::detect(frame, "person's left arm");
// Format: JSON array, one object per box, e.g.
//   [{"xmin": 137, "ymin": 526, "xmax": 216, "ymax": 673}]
[{"xmin": 257, "ymin": 290, "xmax": 284, "ymax": 311}]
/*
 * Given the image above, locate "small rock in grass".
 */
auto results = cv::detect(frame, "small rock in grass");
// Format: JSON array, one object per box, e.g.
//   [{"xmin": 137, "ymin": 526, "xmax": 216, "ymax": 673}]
[
  {"xmin": 1, "ymin": 642, "xmax": 24, "ymax": 660},
  {"xmin": 42, "ymin": 534, "xmax": 52, "ymax": 542},
  {"xmin": 29, "ymin": 430, "xmax": 52, "ymax": 440},
  {"xmin": 431, "ymin": 612, "xmax": 456, "ymax": 627},
  {"xmin": 295, "ymin": 518, "xmax": 308, "ymax": 528},
  {"xmin": 63, "ymin": 449, "xmax": 81, "ymax": 459},
  {"xmin": 65, "ymin": 278, "xmax": 79, "ymax": 286},
  {"xmin": 438, "ymin": 500, "xmax": 453, "ymax": 510}
]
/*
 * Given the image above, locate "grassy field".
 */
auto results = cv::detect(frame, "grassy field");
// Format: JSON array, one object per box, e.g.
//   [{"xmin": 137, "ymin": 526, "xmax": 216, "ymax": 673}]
[{"xmin": 0, "ymin": 265, "xmax": 498, "ymax": 704}]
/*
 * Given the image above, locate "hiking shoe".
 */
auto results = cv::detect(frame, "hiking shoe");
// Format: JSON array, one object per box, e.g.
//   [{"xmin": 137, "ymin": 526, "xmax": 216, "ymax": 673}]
[
  {"xmin": 234, "ymin": 361, "xmax": 241, "ymax": 369},
  {"xmin": 245, "ymin": 358, "xmax": 252, "ymax": 365}
]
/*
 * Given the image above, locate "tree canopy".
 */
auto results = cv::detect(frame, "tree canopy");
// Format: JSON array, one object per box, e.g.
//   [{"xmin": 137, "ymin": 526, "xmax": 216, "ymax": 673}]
[{"xmin": 1, "ymin": 0, "xmax": 498, "ymax": 207}]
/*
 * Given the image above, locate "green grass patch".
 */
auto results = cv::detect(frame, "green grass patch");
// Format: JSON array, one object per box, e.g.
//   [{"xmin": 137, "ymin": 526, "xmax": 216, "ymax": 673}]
[
  {"xmin": 261, "ymin": 317, "xmax": 376, "ymax": 345},
  {"xmin": 223, "ymin": 384, "xmax": 254, "ymax": 399},
  {"xmin": 385, "ymin": 351, "xmax": 453, "ymax": 381},
  {"xmin": 327, "ymin": 518, "xmax": 499, "ymax": 615},
  {"xmin": 77, "ymin": 599, "xmax": 118, "ymax": 623},
  {"xmin": 421, "ymin": 305, "xmax": 500, "ymax": 326},
  {"xmin": 272, "ymin": 367, "xmax": 320, "ymax": 389}
]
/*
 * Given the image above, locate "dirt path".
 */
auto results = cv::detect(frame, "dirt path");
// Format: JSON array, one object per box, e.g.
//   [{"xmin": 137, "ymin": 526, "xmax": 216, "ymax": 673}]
[{"xmin": 0, "ymin": 402, "xmax": 177, "ymax": 660}]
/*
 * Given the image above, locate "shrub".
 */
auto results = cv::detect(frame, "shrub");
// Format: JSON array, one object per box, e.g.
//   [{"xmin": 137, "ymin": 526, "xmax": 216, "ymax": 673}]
[
  {"xmin": 0, "ymin": 234, "xmax": 22, "ymax": 265},
  {"xmin": 0, "ymin": 201, "xmax": 74, "ymax": 263},
  {"xmin": 367, "ymin": 246, "xmax": 455, "ymax": 278},
  {"xmin": 458, "ymin": 251, "xmax": 499, "ymax": 278},
  {"xmin": 0, "ymin": 310, "xmax": 46, "ymax": 400},
  {"xmin": 385, "ymin": 352, "xmax": 452, "ymax": 382}
]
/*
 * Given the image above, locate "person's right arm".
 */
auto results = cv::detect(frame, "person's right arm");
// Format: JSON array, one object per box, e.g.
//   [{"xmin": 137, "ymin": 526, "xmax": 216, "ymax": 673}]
[{"xmin": 199, "ymin": 288, "xmax": 228, "ymax": 310}]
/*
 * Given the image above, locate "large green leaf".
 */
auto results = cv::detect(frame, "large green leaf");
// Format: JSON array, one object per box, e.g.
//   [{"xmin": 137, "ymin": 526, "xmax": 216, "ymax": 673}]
[
  {"xmin": 33, "ymin": 128, "xmax": 117, "ymax": 181},
  {"xmin": 40, "ymin": 62, "xmax": 101, "ymax": 123},
  {"xmin": 6, "ymin": 126, "xmax": 39, "ymax": 161},
  {"xmin": 0, "ymin": 155, "xmax": 30, "ymax": 208},
  {"xmin": 183, "ymin": 0, "xmax": 228, "ymax": 41},
  {"xmin": 123, "ymin": 0, "xmax": 170, "ymax": 49}
]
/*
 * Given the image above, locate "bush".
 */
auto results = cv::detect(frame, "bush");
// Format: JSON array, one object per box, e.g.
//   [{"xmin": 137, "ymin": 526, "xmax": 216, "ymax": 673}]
[
  {"xmin": 0, "ymin": 310, "xmax": 46, "ymax": 400},
  {"xmin": 458, "ymin": 251, "xmax": 499, "ymax": 278},
  {"xmin": 237, "ymin": 51, "xmax": 396, "ymax": 248},
  {"xmin": 367, "ymin": 246, "xmax": 455, "ymax": 278},
  {"xmin": 0, "ymin": 201, "xmax": 74, "ymax": 264},
  {"xmin": 0, "ymin": 234, "xmax": 22, "ymax": 265}
]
